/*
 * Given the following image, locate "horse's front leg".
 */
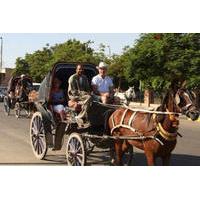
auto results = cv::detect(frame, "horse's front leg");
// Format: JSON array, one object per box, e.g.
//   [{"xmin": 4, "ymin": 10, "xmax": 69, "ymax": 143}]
[
  {"xmin": 113, "ymin": 140, "xmax": 123, "ymax": 166},
  {"xmin": 144, "ymin": 151, "xmax": 156, "ymax": 166}
]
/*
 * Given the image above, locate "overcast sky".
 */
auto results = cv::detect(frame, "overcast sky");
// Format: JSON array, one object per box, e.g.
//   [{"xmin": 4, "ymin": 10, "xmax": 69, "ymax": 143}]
[{"xmin": 0, "ymin": 33, "xmax": 139, "ymax": 68}]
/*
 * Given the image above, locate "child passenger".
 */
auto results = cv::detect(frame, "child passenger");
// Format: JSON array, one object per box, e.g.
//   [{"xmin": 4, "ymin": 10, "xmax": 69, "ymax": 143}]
[{"xmin": 50, "ymin": 78, "xmax": 66, "ymax": 121}]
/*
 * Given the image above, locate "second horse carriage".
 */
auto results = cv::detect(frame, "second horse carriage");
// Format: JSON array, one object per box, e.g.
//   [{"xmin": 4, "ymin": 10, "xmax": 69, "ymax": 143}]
[
  {"xmin": 4, "ymin": 75, "xmax": 35, "ymax": 118},
  {"xmin": 30, "ymin": 62, "xmax": 134, "ymax": 165}
]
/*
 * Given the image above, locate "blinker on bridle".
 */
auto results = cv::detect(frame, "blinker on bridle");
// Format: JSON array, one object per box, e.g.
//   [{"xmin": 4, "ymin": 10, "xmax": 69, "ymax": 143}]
[{"xmin": 174, "ymin": 89, "xmax": 193, "ymax": 114}]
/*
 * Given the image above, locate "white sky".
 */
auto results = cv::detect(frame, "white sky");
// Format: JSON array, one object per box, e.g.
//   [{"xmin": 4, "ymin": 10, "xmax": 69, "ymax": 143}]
[{"xmin": 0, "ymin": 33, "xmax": 139, "ymax": 68}]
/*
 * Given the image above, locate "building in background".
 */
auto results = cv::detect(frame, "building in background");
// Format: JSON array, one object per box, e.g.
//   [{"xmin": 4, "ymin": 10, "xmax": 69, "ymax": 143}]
[{"xmin": 0, "ymin": 68, "xmax": 14, "ymax": 87}]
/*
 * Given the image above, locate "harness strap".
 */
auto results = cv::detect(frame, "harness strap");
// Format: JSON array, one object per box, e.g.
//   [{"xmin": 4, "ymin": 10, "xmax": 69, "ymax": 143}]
[
  {"xmin": 111, "ymin": 113, "xmax": 115, "ymax": 128},
  {"xmin": 120, "ymin": 109, "xmax": 128, "ymax": 125},
  {"xmin": 181, "ymin": 103, "xmax": 192, "ymax": 111},
  {"xmin": 111, "ymin": 124, "xmax": 136, "ymax": 135},
  {"xmin": 156, "ymin": 123, "xmax": 177, "ymax": 141},
  {"xmin": 128, "ymin": 111, "xmax": 137, "ymax": 126},
  {"xmin": 111, "ymin": 105, "xmax": 180, "ymax": 143},
  {"xmin": 123, "ymin": 105, "xmax": 181, "ymax": 115},
  {"xmin": 94, "ymin": 101, "xmax": 181, "ymax": 115}
]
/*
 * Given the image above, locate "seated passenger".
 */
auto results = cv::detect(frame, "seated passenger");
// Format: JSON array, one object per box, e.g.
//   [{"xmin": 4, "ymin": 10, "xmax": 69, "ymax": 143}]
[
  {"xmin": 49, "ymin": 78, "xmax": 66, "ymax": 121},
  {"xmin": 91, "ymin": 62, "xmax": 114, "ymax": 104},
  {"xmin": 68, "ymin": 64, "xmax": 91, "ymax": 125}
]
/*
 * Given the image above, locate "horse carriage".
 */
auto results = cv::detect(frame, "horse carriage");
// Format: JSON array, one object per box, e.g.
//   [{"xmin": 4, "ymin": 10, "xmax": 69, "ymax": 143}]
[
  {"xmin": 30, "ymin": 62, "xmax": 136, "ymax": 165},
  {"xmin": 3, "ymin": 75, "xmax": 35, "ymax": 118},
  {"xmin": 29, "ymin": 62, "xmax": 200, "ymax": 166}
]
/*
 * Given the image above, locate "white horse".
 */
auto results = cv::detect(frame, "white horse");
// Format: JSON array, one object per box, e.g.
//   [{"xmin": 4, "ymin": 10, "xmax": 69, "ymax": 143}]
[{"xmin": 114, "ymin": 87, "xmax": 136, "ymax": 106}]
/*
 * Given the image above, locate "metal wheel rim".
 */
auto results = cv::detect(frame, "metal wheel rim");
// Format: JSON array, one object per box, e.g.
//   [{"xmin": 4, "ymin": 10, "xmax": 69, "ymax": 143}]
[
  {"xmin": 30, "ymin": 112, "xmax": 47, "ymax": 160},
  {"xmin": 66, "ymin": 133, "xmax": 85, "ymax": 166}
]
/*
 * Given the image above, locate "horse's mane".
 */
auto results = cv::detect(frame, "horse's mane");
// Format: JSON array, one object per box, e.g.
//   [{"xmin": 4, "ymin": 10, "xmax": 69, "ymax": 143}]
[
  {"xmin": 160, "ymin": 90, "xmax": 175, "ymax": 111},
  {"xmin": 155, "ymin": 90, "xmax": 175, "ymax": 123}
]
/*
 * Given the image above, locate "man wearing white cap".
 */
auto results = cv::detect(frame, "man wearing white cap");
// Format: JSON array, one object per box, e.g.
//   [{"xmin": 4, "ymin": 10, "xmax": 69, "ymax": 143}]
[{"xmin": 91, "ymin": 62, "xmax": 114, "ymax": 104}]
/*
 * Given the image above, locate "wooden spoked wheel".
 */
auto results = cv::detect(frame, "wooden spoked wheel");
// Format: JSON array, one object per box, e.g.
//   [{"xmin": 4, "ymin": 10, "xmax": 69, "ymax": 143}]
[
  {"xmin": 30, "ymin": 112, "xmax": 47, "ymax": 160},
  {"xmin": 66, "ymin": 133, "xmax": 86, "ymax": 166}
]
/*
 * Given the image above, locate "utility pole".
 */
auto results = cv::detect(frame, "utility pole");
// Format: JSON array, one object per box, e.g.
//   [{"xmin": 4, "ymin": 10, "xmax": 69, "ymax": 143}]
[
  {"xmin": 0, "ymin": 36, "xmax": 3, "ymax": 70},
  {"xmin": 107, "ymin": 45, "xmax": 111, "ymax": 58}
]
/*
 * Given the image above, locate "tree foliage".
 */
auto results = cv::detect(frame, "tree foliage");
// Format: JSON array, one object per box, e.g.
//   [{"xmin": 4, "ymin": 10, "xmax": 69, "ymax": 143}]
[
  {"xmin": 110, "ymin": 33, "xmax": 200, "ymax": 91},
  {"xmin": 14, "ymin": 34, "xmax": 200, "ymax": 93}
]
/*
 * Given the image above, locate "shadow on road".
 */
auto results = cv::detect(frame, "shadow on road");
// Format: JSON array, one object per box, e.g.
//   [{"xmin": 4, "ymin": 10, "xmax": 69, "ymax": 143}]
[
  {"xmin": 130, "ymin": 152, "xmax": 200, "ymax": 166},
  {"xmin": 1, "ymin": 152, "xmax": 200, "ymax": 166},
  {"xmin": 170, "ymin": 154, "xmax": 200, "ymax": 166},
  {"xmin": 43, "ymin": 155, "xmax": 67, "ymax": 164},
  {"xmin": 88, "ymin": 151, "xmax": 200, "ymax": 166}
]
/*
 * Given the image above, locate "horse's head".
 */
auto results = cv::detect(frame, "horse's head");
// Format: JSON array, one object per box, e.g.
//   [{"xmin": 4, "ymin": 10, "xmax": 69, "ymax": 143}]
[
  {"xmin": 167, "ymin": 80, "xmax": 199, "ymax": 121},
  {"xmin": 173, "ymin": 88, "xmax": 199, "ymax": 121},
  {"xmin": 125, "ymin": 86, "xmax": 136, "ymax": 100}
]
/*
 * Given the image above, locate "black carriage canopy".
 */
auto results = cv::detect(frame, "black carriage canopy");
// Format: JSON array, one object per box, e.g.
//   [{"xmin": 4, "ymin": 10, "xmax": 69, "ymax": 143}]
[
  {"xmin": 7, "ymin": 75, "xmax": 33, "ymax": 93},
  {"xmin": 37, "ymin": 62, "xmax": 98, "ymax": 103},
  {"xmin": 38, "ymin": 62, "xmax": 116, "ymax": 128}
]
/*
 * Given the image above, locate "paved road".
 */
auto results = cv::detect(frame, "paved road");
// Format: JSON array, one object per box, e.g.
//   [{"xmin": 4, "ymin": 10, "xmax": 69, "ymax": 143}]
[{"xmin": 0, "ymin": 103, "xmax": 200, "ymax": 165}]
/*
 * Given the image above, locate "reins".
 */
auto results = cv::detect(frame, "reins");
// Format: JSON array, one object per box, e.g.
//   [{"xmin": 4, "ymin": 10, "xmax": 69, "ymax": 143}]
[
  {"xmin": 123, "ymin": 105, "xmax": 181, "ymax": 115},
  {"xmin": 94, "ymin": 101, "xmax": 181, "ymax": 115}
]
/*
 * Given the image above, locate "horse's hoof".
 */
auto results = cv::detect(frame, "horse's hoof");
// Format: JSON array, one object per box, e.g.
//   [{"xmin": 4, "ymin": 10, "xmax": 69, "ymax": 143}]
[{"xmin": 110, "ymin": 159, "xmax": 116, "ymax": 166}]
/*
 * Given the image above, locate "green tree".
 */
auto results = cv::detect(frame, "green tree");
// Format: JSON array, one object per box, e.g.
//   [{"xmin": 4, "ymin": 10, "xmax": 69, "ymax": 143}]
[
  {"xmin": 14, "ymin": 39, "xmax": 106, "ymax": 82},
  {"xmin": 13, "ymin": 57, "xmax": 30, "ymax": 76},
  {"xmin": 26, "ymin": 46, "xmax": 53, "ymax": 82},
  {"xmin": 126, "ymin": 33, "xmax": 200, "ymax": 90},
  {"xmin": 112, "ymin": 33, "xmax": 200, "ymax": 105}
]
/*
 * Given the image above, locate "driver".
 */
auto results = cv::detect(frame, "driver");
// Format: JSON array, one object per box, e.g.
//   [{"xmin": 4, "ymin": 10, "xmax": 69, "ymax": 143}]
[
  {"xmin": 68, "ymin": 64, "xmax": 92, "ymax": 126},
  {"xmin": 91, "ymin": 62, "xmax": 114, "ymax": 104}
]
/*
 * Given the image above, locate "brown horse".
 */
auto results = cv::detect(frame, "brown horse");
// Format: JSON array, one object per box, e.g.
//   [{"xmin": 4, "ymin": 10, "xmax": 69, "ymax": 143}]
[{"xmin": 108, "ymin": 82, "xmax": 199, "ymax": 165}]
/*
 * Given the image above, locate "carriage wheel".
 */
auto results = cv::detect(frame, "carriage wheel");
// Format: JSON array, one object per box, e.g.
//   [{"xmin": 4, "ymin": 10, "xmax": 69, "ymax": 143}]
[
  {"xmin": 30, "ymin": 112, "xmax": 47, "ymax": 160},
  {"xmin": 66, "ymin": 133, "xmax": 86, "ymax": 166},
  {"xmin": 3, "ymin": 96, "xmax": 10, "ymax": 116},
  {"xmin": 15, "ymin": 102, "xmax": 21, "ymax": 118}
]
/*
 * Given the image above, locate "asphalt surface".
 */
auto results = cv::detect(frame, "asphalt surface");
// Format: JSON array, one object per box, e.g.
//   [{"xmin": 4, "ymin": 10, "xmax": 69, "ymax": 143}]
[{"xmin": 0, "ymin": 102, "xmax": 200, "ymax": 166}]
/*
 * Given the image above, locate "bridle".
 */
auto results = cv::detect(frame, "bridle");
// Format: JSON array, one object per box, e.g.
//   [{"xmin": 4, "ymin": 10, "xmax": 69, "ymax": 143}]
[{"xmin": 174, "ymin": 89, "xmax": 194, "ymax": 115}]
